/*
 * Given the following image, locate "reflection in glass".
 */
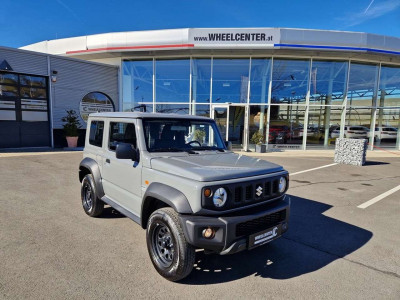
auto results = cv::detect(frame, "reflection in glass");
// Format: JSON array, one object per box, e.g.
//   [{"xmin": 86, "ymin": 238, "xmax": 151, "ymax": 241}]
[
  {"xmin": 348, "ymin": 63, "xmax": 378, "ymax": 107},
  {"xmin": 156, "ymin": 59, "xmax": 190, "ymax": 103},
  {"xmin": 191, "ymin": 59, "xmax": 211, "ymax": 103},
  {"xmin": 249, "ymin": 58, "xmax": 271, "ymax": 104},
  {"xmin": 123, "ymin": 60, "xmax": 153, "ymax": 111},
  {"xmin": 20, "ymin": 75, "xmax": 46, "ymax": 87},
  {"xmin": 249, "ymin": 105, "xmax": 268, "ymax": 147},
  {"xmin": 375, "ymin": 108, "xmax": 399, "ymax": 148},
  {"xmin": 271, "ymin": 59, "xmax": 309, "ymax": 105},
  {"xmin": 0, "ymin": 72, "xmax": 18, "ymax": 85},
  {"xmin": 191, "ymin": 104, "xmax": 210, "ymax": 117},
  {"xmin": 20, "ymin": 87, "xmax": 47, "ymax": 99},
  {"xmin": 306, "ymin": 106, "xmax": 342, "ymax": 148},
  {"xmin": 212, "ymin": 59, "xmax": 250, "ymax": 103},
  {"xmin": 155, "ymin": 104, "xmax": 189, "ymax": 114},
  {"xmin": 80, "ymin": 92, "xmax": 114, "ymax": 122},
  {"xmin": 310, "ymin": 60, "xmax": 348, "ymax": 105},
  {"xmin": 213, "ymin": 107, "xmax": 227, "ymax": 140},
  {"xmin": 0, "ymin": 85, "xmax": 18, "ymax": 97},
  {"xmin": 269, "ymin": 104, "xmax": 306, "ymax": 144},
  {"xmin": 378, "ymin": 65, "xmax": 400, "ymax": 107},
  {"xmin": 228, "ymin": 106, "xmax": 245, "ymax": 147}
]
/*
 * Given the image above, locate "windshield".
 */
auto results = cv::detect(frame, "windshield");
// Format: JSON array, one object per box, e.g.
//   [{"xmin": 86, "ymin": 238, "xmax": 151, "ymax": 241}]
[{"xmin": 142, "ymin": 118, "xmax": 226, "ymax": 152}]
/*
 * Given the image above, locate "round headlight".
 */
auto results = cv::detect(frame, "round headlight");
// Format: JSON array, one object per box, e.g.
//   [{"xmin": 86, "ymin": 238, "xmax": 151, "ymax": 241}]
[
  {"xmin": 279, "ymin": 177, "xmax": 287, "ymax": 193},
  {"xmin": 213, "ymin": 188, "xmax": 227, "ymax": 207}
]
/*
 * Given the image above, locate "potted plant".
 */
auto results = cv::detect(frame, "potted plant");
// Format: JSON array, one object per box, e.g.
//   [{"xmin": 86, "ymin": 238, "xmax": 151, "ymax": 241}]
[
  {"xmin": 61, "ymin": 110, "xmax": 81, "ymax": 148},
  {"xmin": 251, "ymin": 131, "xmax": 266, "ymax": 153}
]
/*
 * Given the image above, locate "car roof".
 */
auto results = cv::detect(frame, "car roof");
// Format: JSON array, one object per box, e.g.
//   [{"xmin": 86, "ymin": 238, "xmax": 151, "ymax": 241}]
[{"xmin": 88, "ymin": 112, "xmax": 213, "ymax": 121}]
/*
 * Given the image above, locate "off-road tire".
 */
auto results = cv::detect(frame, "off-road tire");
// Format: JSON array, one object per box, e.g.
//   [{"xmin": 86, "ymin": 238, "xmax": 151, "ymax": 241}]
[
  {"xmin": 81, "ymin": 174, "xmax": 104, "ymax": 217},
  {"xmin": 146, "ymin": 207, "xmax": 195, "ymax": 281}
]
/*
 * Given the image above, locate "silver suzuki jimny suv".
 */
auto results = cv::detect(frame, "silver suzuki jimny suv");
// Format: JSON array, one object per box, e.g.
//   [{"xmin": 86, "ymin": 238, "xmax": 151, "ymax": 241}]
[{"xmin": 79, "ymin": 112, "xmax": 290, "ymax": 281}]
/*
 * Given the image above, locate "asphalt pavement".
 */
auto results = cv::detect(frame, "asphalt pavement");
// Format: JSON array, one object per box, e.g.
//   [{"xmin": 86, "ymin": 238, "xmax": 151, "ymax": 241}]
[{"xmin": 0, "ymin": 151, "xmax": 399, "ymax": 299}]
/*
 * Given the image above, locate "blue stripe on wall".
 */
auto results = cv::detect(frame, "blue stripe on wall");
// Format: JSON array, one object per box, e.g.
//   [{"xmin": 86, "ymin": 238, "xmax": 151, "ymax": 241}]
[{"xmin": 274, "ymin": 44, "xmax": 400, "ymax": 55}]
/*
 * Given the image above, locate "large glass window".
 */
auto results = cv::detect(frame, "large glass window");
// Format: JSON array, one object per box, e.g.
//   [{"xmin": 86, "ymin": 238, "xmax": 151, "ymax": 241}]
[
  {"xmin": 375, "ymin": 108, "xmax": 399, "ymax": 148},
  {"xmin": 249, "ymin": 58, "xmax": 271, "ymax": 104},
  {"xmin": 378, "ymin": 65, "xmax": 400, "ymax": 107},
  {"xmin": 249, "ymin": 105, "xmax": 268, "ymax": 146},
  {"xmin": 212, "ymin": 59, "xmax": 250, "ymax": 103},
  {"xmin": 348, "ymin": 63, "xmax": 379, "ymax": 107},
  {"xmin": 123, "ymin": 60, "xmax": 153, "ymax": 111},
  {"xmin": 155, "ymin": 104, "xmax": 189, "ymax": 114},
  {"xmin": 306, "ymin": 106, "xmax": 342, "ymax": 148},
  {"xmin": 269, "ymin": 104, "xmax": 306, "ymax": 144},
  {"xmin": 271, "ymin": 59, "xmax": 310, "ymax": 105},
  {"xmin": 310, "ymin": 60, "xmax": 348, "ymax": 105},
  {"xmin": 191, "ymin": 59, "xmax": 211, "ymax": 103},
  {"xmin": 155, "ymin": 59, "xmax": 190, "ymax": 103}
]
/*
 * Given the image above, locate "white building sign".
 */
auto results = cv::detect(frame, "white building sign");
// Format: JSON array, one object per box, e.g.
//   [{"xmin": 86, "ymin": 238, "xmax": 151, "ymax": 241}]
[{"xmin": 189, "ymin": 28, "xmax": 279, "ymax": 48}]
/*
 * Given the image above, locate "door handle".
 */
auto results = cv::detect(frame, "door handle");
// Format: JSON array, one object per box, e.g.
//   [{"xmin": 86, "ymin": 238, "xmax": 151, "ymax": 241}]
[{"xmin": 106, "ymin": 159, "xmax": 110, "ymax": 164}]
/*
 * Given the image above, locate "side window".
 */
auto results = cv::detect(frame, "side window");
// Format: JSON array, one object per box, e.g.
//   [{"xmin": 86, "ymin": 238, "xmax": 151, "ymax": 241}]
[
  {"xmin": 109, "ymin": 122, "xmax": 137, "ymax": 151},
  {"xmin": 89, "ymin": 120, "xmax": 104, "ymax": 147}
]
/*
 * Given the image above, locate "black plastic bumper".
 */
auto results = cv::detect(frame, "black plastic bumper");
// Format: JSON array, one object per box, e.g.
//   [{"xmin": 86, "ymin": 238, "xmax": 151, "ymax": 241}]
[{"xmin": 179, "ymin": 195, "xmax": 290, "ymax": 255}]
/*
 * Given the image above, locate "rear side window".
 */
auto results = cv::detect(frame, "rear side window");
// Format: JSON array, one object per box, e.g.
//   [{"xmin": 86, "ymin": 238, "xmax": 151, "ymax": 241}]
[
  {"xmin": 109, "ymin": 122, "xmax": 137, "ymax": 151},
  {"xmin": 89, "ymin": 120, "xmax": 104, "ymax": 147}
]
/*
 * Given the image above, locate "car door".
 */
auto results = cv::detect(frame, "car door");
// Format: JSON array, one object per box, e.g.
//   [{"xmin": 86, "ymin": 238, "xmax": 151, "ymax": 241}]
[{"xmin": 101, "ymin": 119, "xmax": 142, "ymax": 217}]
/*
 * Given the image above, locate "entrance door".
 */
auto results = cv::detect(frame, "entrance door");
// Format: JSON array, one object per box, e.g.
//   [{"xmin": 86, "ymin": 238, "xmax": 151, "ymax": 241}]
[
  {"xmin": 0, "ymin": 72, "xmax": 50, "ymax": 148},
  {"xmin": 212, "ymin": 105, "xmax": 246, "ymax": 150}
]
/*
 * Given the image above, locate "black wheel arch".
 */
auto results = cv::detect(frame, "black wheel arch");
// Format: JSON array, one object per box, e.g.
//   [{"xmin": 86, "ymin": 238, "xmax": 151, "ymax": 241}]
[
  {"xmin": 79, "ymin": 157, "xmax": 105, "ymax": 198},
  {"xmin": 141, "ymin": 183, "xmax": 193, "ymax": 228}
]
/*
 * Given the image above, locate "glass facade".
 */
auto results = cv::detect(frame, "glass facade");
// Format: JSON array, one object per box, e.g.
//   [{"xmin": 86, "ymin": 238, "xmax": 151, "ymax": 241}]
[{"xmin": 122, "ymin": 58, "xmax": 400, "ymax": 150}]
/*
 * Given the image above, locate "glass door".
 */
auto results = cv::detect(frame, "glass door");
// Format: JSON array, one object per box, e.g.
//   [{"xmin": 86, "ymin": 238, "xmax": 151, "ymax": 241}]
[
  {"xmin": 212, "ymin": 105, "xmax": 246, "ymax": 150},
  {"xmin": 212, "ymin": 105, "xmax": 228, "ymax": 141}
]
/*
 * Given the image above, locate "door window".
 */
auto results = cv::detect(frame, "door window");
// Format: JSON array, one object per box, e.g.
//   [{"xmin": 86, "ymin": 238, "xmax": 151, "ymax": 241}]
[
  {"xmin": 109, "ymin": 122, "xmax": 137, "ymax": 151},
  {"xmin": 89, "ymin": 120, "xmax": 104, "ymax": 147}
]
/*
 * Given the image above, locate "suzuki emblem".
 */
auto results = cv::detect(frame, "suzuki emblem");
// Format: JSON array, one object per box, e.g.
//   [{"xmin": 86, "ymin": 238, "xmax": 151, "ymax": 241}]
[{"xmin": 256, "ymin": 185, "xmax": 263, "ymax": 197}]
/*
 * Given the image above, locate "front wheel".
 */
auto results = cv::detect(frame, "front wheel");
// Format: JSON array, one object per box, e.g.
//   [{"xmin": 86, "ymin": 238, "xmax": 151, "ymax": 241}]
[{"xmin": 146, "ymin": 207, "xmax": 195, "ymax": 281}]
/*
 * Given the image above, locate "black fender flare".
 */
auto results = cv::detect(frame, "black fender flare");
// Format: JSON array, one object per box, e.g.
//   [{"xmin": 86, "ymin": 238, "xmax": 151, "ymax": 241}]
[
  {"xmin": 141, "ymin": 182, "xmax": 193, "ymax": 227},
  {"xmin": 79, "ymin": 157, "xmax": 105, "ymax": 198}
]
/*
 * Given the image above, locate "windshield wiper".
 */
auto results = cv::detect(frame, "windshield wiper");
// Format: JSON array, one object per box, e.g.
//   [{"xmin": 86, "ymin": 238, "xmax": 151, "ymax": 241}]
[{"xmin": 151, "ymin": 147, "xmax": 197, "ymax": 154}]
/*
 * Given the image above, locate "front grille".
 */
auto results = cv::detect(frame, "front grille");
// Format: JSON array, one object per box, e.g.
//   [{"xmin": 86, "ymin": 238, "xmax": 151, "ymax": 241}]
[
  {"xmin": 235, "ymin": 210, "xmax": 286, "ymax": 237},
  {"xmin": 201, "ymin": 173, "xmax": 288, "ymax": 210}
]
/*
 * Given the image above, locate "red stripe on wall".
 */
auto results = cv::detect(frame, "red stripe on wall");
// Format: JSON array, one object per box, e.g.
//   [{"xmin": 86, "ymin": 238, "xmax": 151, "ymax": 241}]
[{"xmin": 66, "ymin": 44, "xmax": 195, "ymax": 54}]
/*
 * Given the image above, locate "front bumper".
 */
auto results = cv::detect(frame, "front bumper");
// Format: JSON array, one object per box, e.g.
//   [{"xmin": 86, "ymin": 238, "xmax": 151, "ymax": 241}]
[{"xmin": 179, "ymin": 195, "xmax": 290, "ymax": 255}]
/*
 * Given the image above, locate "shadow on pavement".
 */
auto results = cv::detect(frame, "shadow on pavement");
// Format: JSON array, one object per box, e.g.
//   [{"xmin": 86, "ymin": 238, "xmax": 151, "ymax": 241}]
[
  {"xmin": 181, "ymin": 195, "xmax": 372, "ymax": 285},
  {"xmin": 99, "ymin": 207, "xmax": 126, "ymax": 219},
  {"xmin": 364, "ymin": 161, "xmax": 390, "ymax": 166}
]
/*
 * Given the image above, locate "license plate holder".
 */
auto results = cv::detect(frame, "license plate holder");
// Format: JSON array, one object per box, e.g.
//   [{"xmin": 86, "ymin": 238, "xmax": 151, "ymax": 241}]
[{"xmin": 248, "ymin": 224, "xmax": 282, "ymax": 249}]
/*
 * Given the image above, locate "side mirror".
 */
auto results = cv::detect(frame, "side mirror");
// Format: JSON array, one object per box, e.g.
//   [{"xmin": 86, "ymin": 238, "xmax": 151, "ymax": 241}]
[
  {"xmin": 225, "ymin": 141, "xmax": 232, "ymax": 150},
  {"xmin": 116, "ymin": 143, "xmax": 138, "ymax": 161}
]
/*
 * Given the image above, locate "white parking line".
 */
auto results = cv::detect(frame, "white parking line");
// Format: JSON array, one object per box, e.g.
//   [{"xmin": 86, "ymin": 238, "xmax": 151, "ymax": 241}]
[
  {"xmin": 357, "ymin": 184, "xmax": 400, "ymax": 209},
  {"xmin": 290, "ymin": 163, "xmax": 338, "ymax": 176}
]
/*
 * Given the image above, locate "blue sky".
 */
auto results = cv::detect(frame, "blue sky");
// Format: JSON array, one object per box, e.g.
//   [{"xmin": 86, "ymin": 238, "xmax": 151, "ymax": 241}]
[{"xmin": 1, "ymin": 0, "xmax": 399, "ymax": 48}]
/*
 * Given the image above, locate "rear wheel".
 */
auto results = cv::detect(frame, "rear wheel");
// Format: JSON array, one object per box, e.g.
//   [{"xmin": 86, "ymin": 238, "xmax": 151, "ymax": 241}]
[
  {"xmin": 146, "ymin": 207, "xmax": 195, "ymax": 281},
  {"xmin": 81, "ymin": 174, "xmax": 104, "ymax": 217}
]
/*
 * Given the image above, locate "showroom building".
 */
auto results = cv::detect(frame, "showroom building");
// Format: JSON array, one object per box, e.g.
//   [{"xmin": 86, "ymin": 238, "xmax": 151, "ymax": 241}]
[
  {"xmin": 21, "ymin": 28, "xmax": 400, "ymax": 150},
  {"xmin": 0, "ymin": 46, "xmax": 118, "ymax": 148}
]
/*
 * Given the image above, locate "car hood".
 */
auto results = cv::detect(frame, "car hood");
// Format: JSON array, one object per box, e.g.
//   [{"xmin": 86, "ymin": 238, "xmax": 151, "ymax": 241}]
[{"xmin": 149, "ymin": 152, "xmax": 284, "ymax": 182}]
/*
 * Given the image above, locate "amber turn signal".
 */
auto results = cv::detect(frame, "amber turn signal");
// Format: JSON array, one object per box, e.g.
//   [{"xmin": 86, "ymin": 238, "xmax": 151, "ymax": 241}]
[{"xmin": 204, "ymin": 188, "xmax": 212, "ymax": 197}]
